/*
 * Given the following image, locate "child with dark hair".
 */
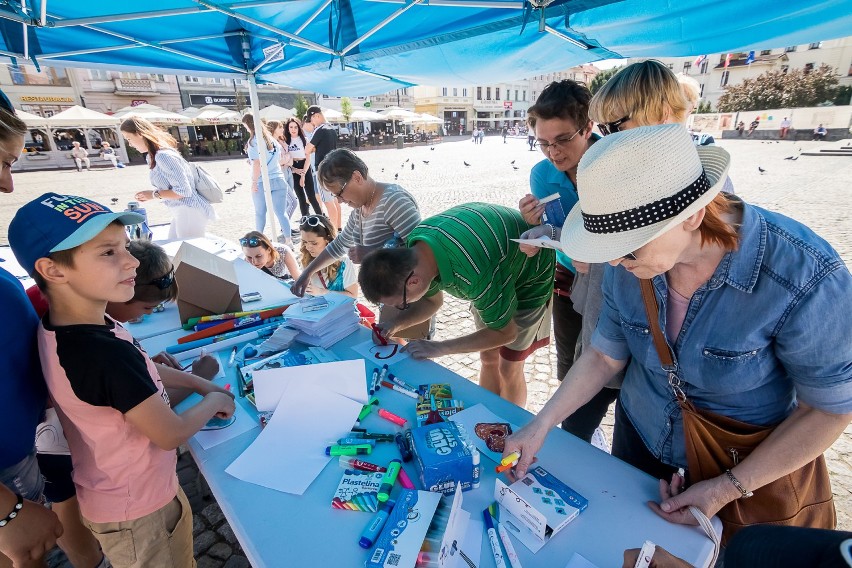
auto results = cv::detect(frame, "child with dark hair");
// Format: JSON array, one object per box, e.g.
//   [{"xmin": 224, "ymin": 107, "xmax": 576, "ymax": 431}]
[{"xmin": 299, "ymin": 215, "xmax": 358, "ymax": 298}]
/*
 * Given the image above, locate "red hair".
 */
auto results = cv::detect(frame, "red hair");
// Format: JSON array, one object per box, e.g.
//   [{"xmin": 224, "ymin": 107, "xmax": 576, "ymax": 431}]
[{"xmin": 698, "ymin": 193, "xmax": 740, "ymax": 251}]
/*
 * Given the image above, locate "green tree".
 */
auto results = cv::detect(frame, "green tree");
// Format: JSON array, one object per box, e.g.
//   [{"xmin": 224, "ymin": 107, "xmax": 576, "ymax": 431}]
[
  {"xmin": 833, "ymin": 85, "xmax": 852, "ymax": 106},
  {"xmin": 695, "ymin": 100, "xmax": 713, "ymax": 113},
  {"xmin": 717, "ymin": 64, "xmax": 839, "ymax": 112},
  {"xmin": 340, "ymin": 97, "xmax": 353, "ymax": 122},
  {"xmin": 294, "ymin": 95, "xmax": 309, "ymax": 121},
  {"xmin": 589, "ymin": 66, "xmax": 623, "ymax": 94}
]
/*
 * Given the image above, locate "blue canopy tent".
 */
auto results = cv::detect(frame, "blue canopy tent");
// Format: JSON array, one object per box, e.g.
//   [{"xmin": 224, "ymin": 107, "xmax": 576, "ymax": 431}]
[{"xmin": 1, "ymin": 0, "xmax": 850, "ymax": 235}]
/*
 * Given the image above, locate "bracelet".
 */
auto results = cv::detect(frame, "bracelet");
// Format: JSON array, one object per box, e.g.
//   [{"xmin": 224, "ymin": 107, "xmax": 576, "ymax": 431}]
[
  {"xmin": 725, "ymin": 469, "xmax": 753, "ymax": 499},
  {"xmin": 0, "ymin": 493, "xmax": 23, "ymax": 528},
  {"xmin": 545, "ymin": 223, "xmax": 557, "ymax": 240},
  {"xmin": 153, "ymin": 190, "xmax": 162, "ymax": 200}
]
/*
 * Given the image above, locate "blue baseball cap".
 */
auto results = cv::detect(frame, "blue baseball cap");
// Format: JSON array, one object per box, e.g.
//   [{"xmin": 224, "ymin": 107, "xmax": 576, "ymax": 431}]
[{"xmin": 9, "ymin": 193, "xmax": 144, "ymax": 276}]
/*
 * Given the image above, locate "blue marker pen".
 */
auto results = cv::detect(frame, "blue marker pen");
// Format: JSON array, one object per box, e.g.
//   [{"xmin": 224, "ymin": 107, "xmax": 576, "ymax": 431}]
[
  {"xmin": 359, "ymin": 499, "xmax": 395, "ymax": 549},
  {"xmin": 395, "ymin": 432, "xmax": 413, "ymax": 462},
  {"xmin": 369, "ymin": 368, "xmax": 380, "ymax": 396}
]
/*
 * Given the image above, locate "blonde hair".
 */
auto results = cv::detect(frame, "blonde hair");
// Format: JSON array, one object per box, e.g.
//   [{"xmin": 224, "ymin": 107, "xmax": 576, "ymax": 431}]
[
  {"xmin": 0, "ymin": 108, "xmax": 27, "ymax": 143},
  {"xmin": 119, "ymin": 116, "xmax": 177, "ymax": 169},
  {"xmin": 589, "ymin": 60, "xmax": 689, "ymax": 126},
  {"xmin": 676, "ymin": 73, "xmax": 701, "ymax": 109},
  {"xmin": 299, "ymin": 216, "xmax": 342, "ymax": 285},
  {"xmin": 266, "ymin": 120, "xmax": 285, "ymax": 144},
  {"xmin": 242, "ymin": 113, "xmax": 276, "ymax": 151}
]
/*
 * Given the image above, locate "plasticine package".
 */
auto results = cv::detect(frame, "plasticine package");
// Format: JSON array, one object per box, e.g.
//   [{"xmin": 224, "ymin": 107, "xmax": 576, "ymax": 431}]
[
  {"xmin": 407, "ymin": 421, "xmax": 474, "ymax": 495},
  {"xmin": 366, "ymin": 489, "xmax": 442, "ymax": 568},
  {"xmin": 494, "ymin": 465, "xmax": 588, "ymax": 546}
]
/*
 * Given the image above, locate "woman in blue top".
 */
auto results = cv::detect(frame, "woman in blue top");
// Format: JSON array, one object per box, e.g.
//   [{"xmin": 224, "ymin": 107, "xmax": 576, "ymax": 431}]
[
  {"xmin": 242, "ymin": 114, "xmax": 297, "ymax": 241},
  {"xmin": 505, "ymin": 124, "xmax": 852, "ymax": 531}
]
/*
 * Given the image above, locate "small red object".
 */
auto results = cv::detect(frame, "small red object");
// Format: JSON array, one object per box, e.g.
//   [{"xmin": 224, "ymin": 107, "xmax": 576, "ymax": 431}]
[{"xmin": 371, "ymin": 323, "xmax": 389, "ymax": 346}]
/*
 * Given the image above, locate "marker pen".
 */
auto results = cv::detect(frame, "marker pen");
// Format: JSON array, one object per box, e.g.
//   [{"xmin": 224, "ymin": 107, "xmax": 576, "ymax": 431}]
[
  {"xmin": 395, "ymin": 432, "xmax": 413, "ymax": 462},
  {"xmin": 388, "ymin": 373, "xmax": 417, "ymax": 393},
  {"xmin": 495, "ymin": 460, "xmax": 518, "ymax": 474},
  {"xmin": 381, "ymin": 381, "xmax": 419, "ymax": 399},
  {"xmin": 348, "ymin": 430, "xmax": 395, "ymax": 442},
  {"xmin": 496, "ymin": 518, "xmax": 522, "ymax": 568},
  {"xmin": 359, "ymin": 499, "xmax": 395, "ymax": 549},
  {"xmin": 377, "ymin": 459, "xmax": 402, "ymax": 502},
  {"xmin": 338, "ymin": 457, "xmax": 387, "ymax": 473},
  {"xmin": 325, "ymin": 444, "xmax": 372, "ymax": 456},
  {"xmin": 500, "ymin": 451, "xmax": 521, "ymax": 466},
  {"xmin": 378, "ymin": 364, "xmax": 389, "ymax": 386},
  {"xmin": 483, "ymin": 509, "xmax": 507, "ymax": 568},
  {"xmin": 397, "ymin": 467, "xmax": 415, "ymax": 490},
  {"xmin": 369, "ymin": 368, "xmax": 380, "ymax": 396},
  {"xmin": 378, "ymin": 408, "xmax": 407, "ymax": 427},
  {"xmin": 357, "ymin": 397, "xmax": 380, "ymax": 424},
  {"xmin": 337, "ymin": 437, "xmax": 377, "ymax": 447}
]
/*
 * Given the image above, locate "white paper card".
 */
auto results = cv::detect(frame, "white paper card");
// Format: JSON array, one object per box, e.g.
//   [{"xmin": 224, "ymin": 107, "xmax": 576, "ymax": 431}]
[
  {"xmin": 565, "ymin": 553, "xmax": 601, "ymax": 568},
  {"xmin": 252, "ymin": 359, "xmax": 367, "ymax": 412},
  {"xmin": 192, "ymin": 402, "xmax": 259, "ymax": 450},
  {"xmin": 448, "ymin": 403, "xmax": 519, "ymax": 463},
  {"xmin": 225, "ymin": 383, "xmax": 362, "ymax": 494},
  {"xmin": 511, "ymin": 237, "xmax": 564, "ymax": 251},
  {"xmin": 350, "ymin": 339, "xmax": 410, "ymax": 366}
]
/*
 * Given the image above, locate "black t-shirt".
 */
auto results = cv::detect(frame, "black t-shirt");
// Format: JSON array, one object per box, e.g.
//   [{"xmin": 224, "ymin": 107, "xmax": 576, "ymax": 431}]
[
  {"xmin": 312, "ymin": 124, "xmax": 338, "ymax": 165},
  {"xmin": 46, "ymin": 317, "xmax": 159, "ymax": 413}
]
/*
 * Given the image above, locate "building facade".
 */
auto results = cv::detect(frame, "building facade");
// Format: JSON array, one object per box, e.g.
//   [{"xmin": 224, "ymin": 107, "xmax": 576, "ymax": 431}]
[
  {"xmin": 74, "ymin": 69, "xmax": 183, "ymax": 114},
  {"xmin": 1, "ymin": 63, "xmax": 79, "ymax": 117},
  {"xmin": 176, "ymin": 75, "xmax": 314, "ymax": 111},
  {"xmin": 626, "ymin": 36, "xmax": 852, "ymax": 110}
]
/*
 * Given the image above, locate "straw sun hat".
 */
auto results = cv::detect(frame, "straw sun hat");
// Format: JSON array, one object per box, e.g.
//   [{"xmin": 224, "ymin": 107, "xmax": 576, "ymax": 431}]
[{"xmin": 559, "ymin": 123, "xmax": 731, "ymax": 263}]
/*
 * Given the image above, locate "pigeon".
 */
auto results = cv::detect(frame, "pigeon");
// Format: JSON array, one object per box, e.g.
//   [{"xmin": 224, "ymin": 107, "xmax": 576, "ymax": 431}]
[
  {"xmin": 422, "ymin": 160, "xmax": 430, "ymax": 165},
  {"xmin": 235, "ymin": 181, "xmax": 242, "ymax": 186},
  {"xmin": 110, "ymin": 198, "xmax": 119, "ymax": 205},
  {"xmin": 225, "ymin": 168, "xmax": 230, "ymax": 174},
  {"xmin": 394, "ymin": 173, "xmax": 399, "ymax": 180},
  {"xmin": 463, "ymin": 161, "xmax": 471, "ymax": 167},
  {"xmin": 405, "ymin": 158, "xmax": 410, "ymax": 163},
  {"xmin": 410, "ymin": 163, "xmax": 414, "ymax": 170},
  {"xmin": 381, "ymin": 168, "xmax": 385, "ymax": 172},
  {"xmin": 510, "ymin": 160, "xmax": 516, "ymax": 164},
  {"xmin": 775, "ymin": 141, "xmax": 779, "ymax": 143},
  {"xmin": 758, "ymin": 167, "xmax": 766, "ymax": 174},
  {"xmin": 224, "ymin": 184, "xmax": 237, "ymax": 193},
  {"xmin": 430, "ymin": 147, "xmax": 435, "ymax": 151},
  {"xmin": 512, "ymin": 166, "xmax": 519, "ymax": 171},
  {"xmin": 784, "ymin": 155, "xmax": 799, "ymax": 161}
]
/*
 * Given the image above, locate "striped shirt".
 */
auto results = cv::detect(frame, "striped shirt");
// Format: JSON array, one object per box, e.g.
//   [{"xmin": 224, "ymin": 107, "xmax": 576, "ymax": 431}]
[
  {"xmin": 326, "ymin": 184, "xmax": 421, "ymax": 259},
  {"xmin": 408, "ymin": 203, "xmax": 555, "ymax": 330},
  {"xmin": 148, "ymin": 148, "xmax": 215, "ymax": 219}
]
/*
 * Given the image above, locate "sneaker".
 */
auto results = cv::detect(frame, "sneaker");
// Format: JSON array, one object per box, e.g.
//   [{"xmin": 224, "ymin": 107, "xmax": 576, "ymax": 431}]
[{"xmin": 590, "ymin": 427, "xmax": 610, "ymax": 453}]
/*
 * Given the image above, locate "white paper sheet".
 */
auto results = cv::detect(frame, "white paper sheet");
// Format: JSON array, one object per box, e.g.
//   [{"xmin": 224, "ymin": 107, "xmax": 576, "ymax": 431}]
[
  {"xmin": 232, "ymin": 257, "xmax": 301, "ymax": 311},
  {"xmin": 283, "ymin": 293, "xmax": 355, "ymax": 323},
  {"xmin": 564, "ymin": 553, "xmax": 601, "ymax": 568},
  {"xmin": 510, "ymin": 237, "xmax": 564, "ymax": 251},
  {"xmin": 252, "ymin": 359, "xmax": 368, "ymax": 412},
  {"xmin": 192, "ymin": 402, "xmax": 259, "ymax": 450},
  {"xmin": 224, "ymin": 383, "xmax": 363, "ymax": 494},
  {"xmin": 448, "ymin": 403, "xmax": 520, "ymax": 463},
  {"xmin": 350, "ymin": 339, "xmax": 411, "ymax": 366}
]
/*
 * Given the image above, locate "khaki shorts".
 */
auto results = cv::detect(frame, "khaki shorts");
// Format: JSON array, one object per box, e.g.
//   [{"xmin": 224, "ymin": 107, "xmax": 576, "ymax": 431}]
[
  {"xmin": 471, "ymin": 301, "xmax": 552, "ymax": 361},
  {"xmin": 83, "ymin": 487, "xmax": 196, "ymax": 568}
]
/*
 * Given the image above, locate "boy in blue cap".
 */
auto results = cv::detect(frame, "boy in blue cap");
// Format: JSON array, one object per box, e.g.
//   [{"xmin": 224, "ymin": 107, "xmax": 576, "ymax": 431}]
[{"xmin": 9, "ymin": 193, "xmax": 235, "ymax": 568}]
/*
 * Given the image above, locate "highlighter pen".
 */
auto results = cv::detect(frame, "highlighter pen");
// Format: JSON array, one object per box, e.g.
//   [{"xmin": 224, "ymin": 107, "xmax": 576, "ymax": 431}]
[
  {"xmin": 338, "ymin": 457, "xmax": 387, "ymax": 473},
  {"xmin": 388, "ymin": 373, "xmax": 418, "ymax": 394},
  {"xmin": 337, "ymin": 437, "xmax": 377, "ymax": 447},
  {"xmin": 483, "ymin": 509, "xmax": 507, "ymax": 568},
  {"xmin": 495, "ymin": 460, "xmax": 518, "ymax": 474},
  {"xmin": 378, "ymin": 408, "xmax": 407, "ymax": 427},
  {"xmin": 349, "ymin": 430, "xmax": 396, "ymax": 442},
  {"xmin": 500, "ymin": 451, "xmax": 521, "ymax": 466},
  {"xmin": 395, "ymin": 432, "xmax": 413, "ymax": 462},
  {"xmin": 381, "ymin": 381, "xmax": 419, "ymax": 399},
  {"xmin": 397, "ymin": 467, "xmax": 415, "ymax": 489},
  {"xmin": 377, "ymin": 459, "xmax": 402, "ymax": 502},
  {"xmin": 325, "ymin": 444, "xmax": 372, "ymax": 456},
  {"xmin": 359, "ymin": 499, "xmax": 395, "ymax": 549},
  {"xmin": 356, "ymin": 397, "xmax": 380, "ymax": 424}
]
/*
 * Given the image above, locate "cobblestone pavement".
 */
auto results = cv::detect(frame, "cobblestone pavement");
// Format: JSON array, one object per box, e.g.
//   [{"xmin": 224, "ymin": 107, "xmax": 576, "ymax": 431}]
[{"xmin": 8, "ymin": 134, "xmax": 851, "ymax": 566}]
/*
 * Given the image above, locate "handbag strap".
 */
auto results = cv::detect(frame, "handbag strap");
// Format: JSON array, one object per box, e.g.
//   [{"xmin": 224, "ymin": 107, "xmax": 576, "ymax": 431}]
[
  {"xmin": 639, "ymin": 278, "xmax": 674, "ymax": 367},
  {"xmin": 689, "ymin": 506, "xmax": 721, "ymax": 567}
]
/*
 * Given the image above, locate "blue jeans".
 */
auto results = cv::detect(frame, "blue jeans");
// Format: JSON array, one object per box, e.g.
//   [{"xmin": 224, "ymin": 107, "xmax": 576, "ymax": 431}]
[
  {"xmin": 0, "ymin": 451, "xmax": 44, "ymax": 502},
  {"xmin": 253, "ymin": 177, "xmax": 296, "ymax": 236}
]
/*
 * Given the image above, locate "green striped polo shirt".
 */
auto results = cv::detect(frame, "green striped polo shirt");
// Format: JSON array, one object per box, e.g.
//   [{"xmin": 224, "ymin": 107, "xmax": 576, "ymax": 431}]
[{"xmin": 407, "ymin": 203, "xmax": 555, "ymax": 330}]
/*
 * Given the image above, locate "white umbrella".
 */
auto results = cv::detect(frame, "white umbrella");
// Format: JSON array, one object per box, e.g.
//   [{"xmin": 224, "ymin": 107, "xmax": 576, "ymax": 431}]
[
  {"xmin": 416, "ymin": 113, "xmax": 443, "ymax": 124},
  {"xmin": 46, "ymin": 105, "xmax": 119, "ymax": 127},
  {"xmin": 321, "ymin": 107, "xmax": 346, "ymax": 123},
  {"xmin": 113, "ymin": 104, "xmax": 192, "ymax": 125},
  {"xmin": 180, "ymin": 107, "xmax": 201, "ymax": 119},
  {"xmin": 192, "ymin": 104, "xmax": 241, "ymax": 124},
  {"xmin": 350, "ymin": 109, "xmax": 387, "ymax": 121},
  {"xmin": 257, "ymin": 105, "xmax": 294, "ymax": 121},
  {"xmin": 16, "ymin": 109, "xmax": 49, "ymax": 127},
  {"xmin": 379, "ymin": 106, "xmax": 420, "ymax": 120}
]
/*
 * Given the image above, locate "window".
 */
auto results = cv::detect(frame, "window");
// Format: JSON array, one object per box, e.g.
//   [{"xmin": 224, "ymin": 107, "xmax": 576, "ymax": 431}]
[
  {"xmin": 89, "ymin": 69, "xmax": 111, "ymax": 81},
  {"xmin": 522, "ymin": 90, "xmax": 527, "ymax": 101},
  {"xmin": 486, "ymin": 87, "xmax": 491, "ymax": 100},
  {"xmin": 462, "ymin": 88, "xmax": 468, "ymax": 97},
  {"xmin": 8, "ymin": 64, "xmax": 70, "ymax": 86},
  {"xmin": 760, "ymin": 49, "xmax": 772, "ymax": 55},
  {"xmin": 495, "ymin": 88, "xmax": 500, "ymax": 100},
  {"xmin": 720, "ymin": 70, "xmax": 729, "ymax": 87},
  {"xmin": 183, "ymin": 75, "xmax": 200, "ymax": 83},
  {"xmin": 120, "ymin": 72, "xmax": 142, "ymax": 79},
  {"xmin": 452, "ymin": 88, "xmax": 457, "ymax": 96},
  {"xmin": 148, "ymin": 73, "xmax": 165, "ymax": 82},
  {"xmin": 700, "ymin": 60, "xmax": 709, "ymax": 74},
  {"xmin": 808, "ymin": 42, "xmax": 822, "ymax": 50},
  {"xmin": 515, "ymin": 89, "xmax": 519, "ymax": 101},
  {"xmin": 804, "ymin": 63, "xmax": 814, "ymax": 74},
  {"xmin": 683, "ymin": 62, "xmax": 691, "ymax": 73},
  {"xmin": 784, "ymin": 45, "xmax": 797, "ymax": 52},
  {"xmin": 208, "ymin": 78, "xmax": 225, "ymax": 84},
  {"xmin": 477, "ymin": 87, "xmax": 482, "ymax": 100},
  {"xmin": 442, "ymin": 87, "xmax": 448, "ymax": 96},
  {"xmin": 531, "ymin": 91, "xmax": 537, "ymax": 101}
]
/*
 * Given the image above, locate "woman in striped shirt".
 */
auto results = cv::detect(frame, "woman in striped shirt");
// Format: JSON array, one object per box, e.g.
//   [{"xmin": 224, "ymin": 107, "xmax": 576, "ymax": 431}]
[
  {"xmin": 123, "ymin": 117, "xmax": 215, "ymax": 239},
  {"xmin": 290, "ymin": 148, "xmax": 421, "ymax": 298}
]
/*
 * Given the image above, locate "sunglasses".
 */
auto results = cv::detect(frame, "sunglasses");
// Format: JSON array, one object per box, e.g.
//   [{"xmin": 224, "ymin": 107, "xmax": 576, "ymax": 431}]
[
  {"xmin": 537, "ymin": 129, "xmax": 581, "ymax": 154},
  {"xmin": 299, "ymin": 215, "xmax": 326, "ymax": 228},
  {"xmin": 597, "ymin": 116, "xmax": 630, "ymax": 136},
  {"xmin": 149, "ymin": 267, "xmax": 175, "ymax": 290},
  {"xmin": 240, "ymin": 237, "xmax": 263, "ymax": 247},
  {"xmin": 395, "ymin": 271, "xmax": 415, "ymax": 311}
]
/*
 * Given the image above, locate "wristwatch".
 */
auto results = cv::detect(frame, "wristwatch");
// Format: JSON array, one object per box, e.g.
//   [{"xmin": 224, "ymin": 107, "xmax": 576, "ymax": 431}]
[{"xmin": 153, "ymin": 190, "xmax": 162, "ymax": 200}]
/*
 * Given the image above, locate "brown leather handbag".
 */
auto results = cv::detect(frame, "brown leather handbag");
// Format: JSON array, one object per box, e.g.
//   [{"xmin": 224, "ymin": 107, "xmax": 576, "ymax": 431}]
[{"xmin": 639, "ymin": 279, "xmax": 835, "ymax": 544}]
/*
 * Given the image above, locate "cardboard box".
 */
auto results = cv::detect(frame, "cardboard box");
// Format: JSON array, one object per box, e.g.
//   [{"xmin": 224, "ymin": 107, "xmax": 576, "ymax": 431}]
[
  {"xmin": 408, "ymin": 421, "xmax": 474, "ymax": 495},
  {"xmin": 173, "ymin": 242, "xmax": 241, "ymax": 323},
  {"xmin": 494, "ymin": 466, "xmax": 587, "ymax": 549}
]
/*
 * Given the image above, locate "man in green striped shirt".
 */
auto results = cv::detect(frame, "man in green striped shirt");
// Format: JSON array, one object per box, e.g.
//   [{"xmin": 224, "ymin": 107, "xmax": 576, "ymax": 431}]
[{"xmin": 360, "ymin": 203, "xmax": 555, "ymax": 406}]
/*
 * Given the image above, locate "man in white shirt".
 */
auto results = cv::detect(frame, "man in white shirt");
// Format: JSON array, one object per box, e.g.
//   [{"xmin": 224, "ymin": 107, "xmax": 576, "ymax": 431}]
[
  {"xmin": 71, "ymin": 141, "xmax": 90, "ymax": 172},
  {"xmin": 780, "ymin": 117, "xmax": 792, "ymax": 140}
]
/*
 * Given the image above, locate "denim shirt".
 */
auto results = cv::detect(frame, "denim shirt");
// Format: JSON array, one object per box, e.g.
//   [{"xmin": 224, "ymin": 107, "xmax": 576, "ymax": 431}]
[{"xmin": 591, "ymin": 200, "xmax": 852, "ymax": 468}]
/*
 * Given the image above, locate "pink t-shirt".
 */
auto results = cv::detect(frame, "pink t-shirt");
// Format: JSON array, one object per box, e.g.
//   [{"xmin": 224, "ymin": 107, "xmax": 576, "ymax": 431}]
[
  {"xmin": 666, "ymin": 286, "xmax": 691, "ymax": 343},
  {"xmin": 38, "ymin": 316, "xmax": 177, "ymax": 523}
]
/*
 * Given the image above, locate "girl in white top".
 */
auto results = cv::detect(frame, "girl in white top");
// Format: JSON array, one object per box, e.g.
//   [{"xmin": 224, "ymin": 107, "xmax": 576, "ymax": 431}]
[
  {"xmin": 299, "ymin": 215, "xmax": 358, "ymax": 298},
  {"xmin": 284, "ymin": 118, "xmax": 323, "ymax": 217}
]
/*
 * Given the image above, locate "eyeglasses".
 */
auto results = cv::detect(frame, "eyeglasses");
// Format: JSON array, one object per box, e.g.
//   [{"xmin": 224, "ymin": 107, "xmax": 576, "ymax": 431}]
[
  {"xmin": 597, "ymin": 116, "xmax": 630, "ymax": 136},
  {"xmin": 149, "ymin": 267, "xmax": 175, "ymax": 290},
  {"xmin": 240, "ymin": 237, "xmax": 263, "ymax": 247},
  {"xmin": 331, "ymin": 175, "xmax": 353, "ymax": 199},
  {"xmin": 395, "ymin": 271, "xmax": 415, "ymax": 311},
  {"xmin": 622, "ymin": 252, "xmax": 637, "ymax": 261},
  {"xmin": 537, "ymin": 129, "xmax": 582, "ymax": 154}
]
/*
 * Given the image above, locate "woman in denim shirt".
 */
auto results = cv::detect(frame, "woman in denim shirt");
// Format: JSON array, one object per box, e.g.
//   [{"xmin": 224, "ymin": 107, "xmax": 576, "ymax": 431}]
[{"xmin": 504, "ymin": 124, "xmax": 852, "ymax": 529}]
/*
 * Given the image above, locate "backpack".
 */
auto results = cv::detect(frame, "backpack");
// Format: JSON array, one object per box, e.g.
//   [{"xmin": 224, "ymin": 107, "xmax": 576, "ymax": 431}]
[{"xmin": 193, "ymin": 163, "xmax": 224, "ymax": 203}]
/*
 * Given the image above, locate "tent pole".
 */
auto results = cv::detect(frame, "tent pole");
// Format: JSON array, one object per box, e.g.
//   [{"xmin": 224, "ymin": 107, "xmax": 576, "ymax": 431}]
[{"xmin": 248, "ymin": 73, "xmax": 278, "ymax": 241}]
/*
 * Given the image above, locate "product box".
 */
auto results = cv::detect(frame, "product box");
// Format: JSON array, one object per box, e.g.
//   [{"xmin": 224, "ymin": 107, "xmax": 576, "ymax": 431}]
[
  {"xmin": 331, "ymin": 469, "xmax": 383, "ymax": 512},
  {"xmin": 366, "ymin": 490, "xmax": 442, "ymax": 568},
  {"xmin": 415, "ymin": 384, "xmax": 464, "ymax": 426},
  {"xmin": 407, "ymin": 421, "xmax": 474, "ymax": 495},
  {"xmin": 495, "ymin": 466, "xmax": 587, "ymax": 549},
  {"xmin": 173, "ymin": 242, "xmax": 241, "ymax": 323}
]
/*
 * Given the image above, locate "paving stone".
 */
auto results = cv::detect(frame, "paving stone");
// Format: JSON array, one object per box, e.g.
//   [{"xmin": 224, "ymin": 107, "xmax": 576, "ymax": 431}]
[
  {"xmin": 201, "ymin": 503, "xmax": 226, "ymax": 527},
  {"xmin": 216, "ymin": 522, "xmax": 240, "ymax": 545},
  {"xmin": 196, "ymin": 556, "xmax": 224, "ymax": 568},
  {"xmin": 223, "ymin": 556, "xmax": 252, "ymax": 568},
  {"xmin": 208, "ymin": 543, "xmax": 234, "ymax": 560},
  {"xmin": 192, "ymin": 514, "xmax": 206, "ymax": 536},
  {"xmin": 193, "ymin": 530, "xmax": 217, "ymax": 557}
]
